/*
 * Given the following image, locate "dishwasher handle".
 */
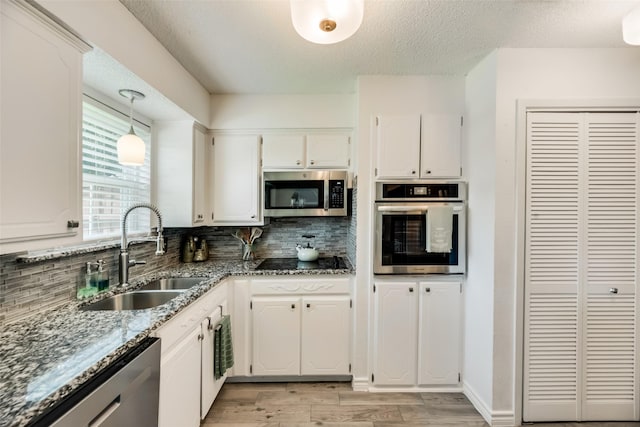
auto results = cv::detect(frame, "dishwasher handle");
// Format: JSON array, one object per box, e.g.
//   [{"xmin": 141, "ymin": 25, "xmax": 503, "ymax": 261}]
[{"xmin": 88, "ymin": 396, "xmax": 121, "ymax": 427}]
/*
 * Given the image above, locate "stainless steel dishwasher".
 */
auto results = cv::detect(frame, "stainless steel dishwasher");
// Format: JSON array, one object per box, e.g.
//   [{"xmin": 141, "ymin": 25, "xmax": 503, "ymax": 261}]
[{"xmin": 29, "ymin": 337, "xmax": 161, "ymax": 427}]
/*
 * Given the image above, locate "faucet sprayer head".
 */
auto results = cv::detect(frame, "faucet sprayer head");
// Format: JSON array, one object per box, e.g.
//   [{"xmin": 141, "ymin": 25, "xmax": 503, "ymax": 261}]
[{"xmin": 156, "ymin": 230, "xmax": 165, "ymax": 255}]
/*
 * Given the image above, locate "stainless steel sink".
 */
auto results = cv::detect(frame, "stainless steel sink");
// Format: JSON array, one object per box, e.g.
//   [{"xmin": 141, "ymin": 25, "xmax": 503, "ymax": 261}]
[
  {"xmin": 80, "ymin": 291, "xmax": 183, "ymax": 311},
  {"xmin": 138, "ymin": 277, "xmax": 206, "ymax": 291}
]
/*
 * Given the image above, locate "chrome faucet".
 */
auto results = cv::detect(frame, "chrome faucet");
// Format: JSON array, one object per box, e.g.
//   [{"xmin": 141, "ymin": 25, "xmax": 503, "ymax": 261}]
[{"xmin": 119, "ymin": 203, "xmax": 165, "ymax": 287}]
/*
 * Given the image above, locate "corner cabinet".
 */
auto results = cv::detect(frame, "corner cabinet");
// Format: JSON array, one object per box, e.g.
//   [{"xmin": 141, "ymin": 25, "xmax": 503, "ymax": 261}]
[
  {"xmin": 157, "ymin": 121, "xmax": 209, "ymax": 227},
  {"xmin": 262, "ymin": 133, "xmax": 351, "ymax": 169},
  {"xmin": 210, "ymin": 134, "xmax": 262, "ymax": 225},
  {"xmin": 375, "ymin": 114, "xmax": 461, "ymax": 179},
  {"xmin": 0, "ymin": 0, "xmax": 91, "ymax": 254},
  {"xmin": 372, "ymin": 280, "xmax": 461, "ymax": 388}
]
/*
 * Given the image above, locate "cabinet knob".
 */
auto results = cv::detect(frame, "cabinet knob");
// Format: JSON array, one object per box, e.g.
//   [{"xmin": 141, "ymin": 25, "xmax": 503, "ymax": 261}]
[
  {"xmin": 409, "ymin": 287, "xmax": 414, "ymax": 293},
  {"xmin": 411, "ymin": 170, "xmax": 416, "ymax": 175},
  {"xmin": 67, "ymin": 220, "xmax": 80, "ymax": 228},
  {"xmin": 425, "ymin": 287, "xmax": 431, "ymax": 293},
  {"xmin": 197, "ymin": 333, "xmax": 204, "ymax": 341},
  {"xmin": 306, "ymin": 303, "xmax": 311, "ymax": 308},
  {"xmin": 609, "ymin": 287, "xmax": 619, "ymax": 294},
  {"xmin": 310, "ymin": 160, "xmax": 315, "ymax": 165},
  {"xmin": 251, "ymin": 214, "xmax": 256, "ymax": 219},
  {"xmin": 424, "ymin": 170, "xmax": 432, "ymax": 175},
  {"xmin": 291, "ymin": 304, "xmax": 296, "ymax": 309},
  {"xmin": 296, "ymin": 160, "xmax": 301, "ymax": 165}
]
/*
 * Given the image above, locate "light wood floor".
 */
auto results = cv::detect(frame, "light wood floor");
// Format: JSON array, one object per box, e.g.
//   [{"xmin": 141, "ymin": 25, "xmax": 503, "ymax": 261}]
[{"xmin": 202, "ymin": 382, "xmax": 640, "ymax": 427}]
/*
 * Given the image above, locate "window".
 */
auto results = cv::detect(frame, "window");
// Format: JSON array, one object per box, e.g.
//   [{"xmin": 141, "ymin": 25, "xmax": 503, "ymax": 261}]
[{"xmin": 82, "ymin": 95, "xmax": 151, "ymax": 240}]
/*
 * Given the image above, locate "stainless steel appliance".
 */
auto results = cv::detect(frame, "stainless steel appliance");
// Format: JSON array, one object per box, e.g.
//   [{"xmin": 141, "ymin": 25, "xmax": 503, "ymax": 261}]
[
  {"xmin": 33, "ymin": 337, "xmax": 161, "ymax": 427},
  {"xmin": 374, "ymin": 181, "xmax": 467, "ymax": 274},
  {"xmin": 263, "ymin": 171, "xmax": 347, "ymax": 217}
]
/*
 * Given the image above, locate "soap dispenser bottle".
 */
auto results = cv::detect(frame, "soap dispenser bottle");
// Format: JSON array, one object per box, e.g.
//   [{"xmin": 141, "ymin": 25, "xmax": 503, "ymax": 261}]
[{"xmin": 96, "ymin": 259, "xmax": 109, "ymax": 292}]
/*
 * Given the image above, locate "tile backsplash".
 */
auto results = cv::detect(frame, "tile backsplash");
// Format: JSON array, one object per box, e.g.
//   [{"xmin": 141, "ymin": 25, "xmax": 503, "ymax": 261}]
[{"xmin": 0, "ymin": 204, "xmax": 358, "ymax": 326}]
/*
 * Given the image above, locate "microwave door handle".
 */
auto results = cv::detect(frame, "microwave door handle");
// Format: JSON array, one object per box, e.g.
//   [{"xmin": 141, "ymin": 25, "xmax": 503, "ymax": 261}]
[{"xmin": 324, "ymin": 180, "xmax": 329, "ymax": 210}]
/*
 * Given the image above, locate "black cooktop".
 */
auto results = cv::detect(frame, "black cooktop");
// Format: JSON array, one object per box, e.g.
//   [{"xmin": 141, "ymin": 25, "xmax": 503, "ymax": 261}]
[{"xmin": 256, "ymin": 256, "xmax": 347, "ymax": 271}]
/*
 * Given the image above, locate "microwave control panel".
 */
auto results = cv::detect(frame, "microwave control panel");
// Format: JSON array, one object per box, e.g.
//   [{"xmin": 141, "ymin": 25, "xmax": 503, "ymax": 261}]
[{"xmin": 329, "ymin": 180, "xmax": 345, "ymax": 209}]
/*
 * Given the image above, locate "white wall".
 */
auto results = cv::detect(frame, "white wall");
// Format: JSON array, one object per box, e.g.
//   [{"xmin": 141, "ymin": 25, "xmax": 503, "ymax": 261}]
[
  {"xmin": 462, "ymin": 52, "xmax": 498, "ymax": 419},
  {"xmin": 354, "ymin": 75, "xmax": 465, "ymax": 388},
  {"xmin": 40, "ymin": 0, "xmax": 210, "ymax": 125},
  {"xmin": 210, "ymin": 94, "xmax": 356, "ymax": 129},
  {"xmin": 490, "ymin": 47, "xmax": 640, "ymax": 423}
]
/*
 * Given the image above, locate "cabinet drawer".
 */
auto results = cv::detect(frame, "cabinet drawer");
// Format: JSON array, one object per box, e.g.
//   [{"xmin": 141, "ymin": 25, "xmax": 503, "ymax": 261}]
[{"xmin": 251, "ymin": 277, "xmax": 350, "ymax": 295}]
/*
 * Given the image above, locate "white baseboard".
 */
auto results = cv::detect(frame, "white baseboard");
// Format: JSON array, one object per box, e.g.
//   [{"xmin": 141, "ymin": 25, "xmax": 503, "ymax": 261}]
[
  {"xmin": 351, "ymin": 376, "xmax": 369, "ymax": 391},
  {"xmin": 463, "ymin": 381, "xmax": 518, "ymax": 426}
]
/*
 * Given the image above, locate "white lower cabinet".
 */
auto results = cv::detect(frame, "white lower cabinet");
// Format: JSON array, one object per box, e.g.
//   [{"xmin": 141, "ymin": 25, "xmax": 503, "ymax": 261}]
[
  {"xmin": 373, "ymin": 280, "xmax": 461, "ymax": 388},
  {"xmin": 248, "ymin": 276, "xmax": 352, "ymax": 377},
  {"xmin": 155, "ymin": 281, "xmax": 228, "ymax": 426}
]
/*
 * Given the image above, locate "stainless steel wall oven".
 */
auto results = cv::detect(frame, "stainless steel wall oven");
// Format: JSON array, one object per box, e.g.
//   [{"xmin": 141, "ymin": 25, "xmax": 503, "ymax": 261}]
[{"xmin": 374, "ymin": 181, "xmax": 467, "ymax": 274}]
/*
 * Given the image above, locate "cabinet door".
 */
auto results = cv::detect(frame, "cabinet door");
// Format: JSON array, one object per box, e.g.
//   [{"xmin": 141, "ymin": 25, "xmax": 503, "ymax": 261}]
[
  {"xmin": 306, "ymin": 134, "xmax": 350, "ymax": 169},
  {"xmin": 0, "ymin": 2, "xmax": 88, "ymax": 252},
  {"xmin": 373, "ymin": 282, "xmax": 417, "ymax": 385},
  {"xmin": 211, "ymin": 134, "xmax": 261, "ymax": 224},
  {"xmin": 375, "ymin": 114, "xmax": 421, "ymax": 179},
  {"xmin": 262, "ymin": 134, "xmax": 305, "ymax": 169},
  {"xmin": 251, "ymin": 296, "xmax": 300, "ymax": 375},
  {"xmin": 301, "ymin": 295, "xmax": 350, "ymax": 375},
  {"xmin": 201, "ymin": 303, "xmax": 227, "ymax": 419},
  {"xmin": 192, "ymin": 125, "xmax": 207, "ymax": 224},
  {"xmin": 420, "ymin": 114, "xmax": 462, "ymax": 178},
  {"xmin": 158, "ymin": 327, "xmax": 201, "ymax": 427},
  {"xmin": 418, "ymin": 282, "xmax": 461, "ymax": 385}
]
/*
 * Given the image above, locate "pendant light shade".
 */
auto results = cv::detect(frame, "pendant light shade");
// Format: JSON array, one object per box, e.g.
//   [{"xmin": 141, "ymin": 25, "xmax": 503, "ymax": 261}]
[
  {"xmin": 290, "ymin": 0, "xmax": 363, "ymax": 44},
  {"xmin": 116, "ymin": 89, "xmax": 146, "ymax": 166},
  {"xmin": 623, "ymin": 4, "xmax": 640, "ymax": 45}
]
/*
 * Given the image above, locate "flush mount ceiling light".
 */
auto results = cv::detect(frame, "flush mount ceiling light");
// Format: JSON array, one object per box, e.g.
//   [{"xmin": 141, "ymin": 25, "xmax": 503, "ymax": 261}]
[
  {"xmin": 290, "ymin": 0, "xmax": 364, "ymax": 44},
  {"xmin": 623, "ymin": 4, "xmax": 640, "ymax": 45},
  {"xmin": 116, "ymin": 89, "xmax": 146, "ymax": 166}
]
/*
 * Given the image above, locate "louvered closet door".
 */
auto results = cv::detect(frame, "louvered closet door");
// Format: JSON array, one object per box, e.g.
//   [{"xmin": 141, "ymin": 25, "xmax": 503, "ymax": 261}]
[
  {"xmin": 524, "ymin": 112, "xmax": 582, "ymax": 422},
  {"xmin": 524, "ymin": 111, "xmax": 640, "ymax": 422},
  {"xmin": 583, "ymin": 113, "xmax": 639, "ymax": 420}
]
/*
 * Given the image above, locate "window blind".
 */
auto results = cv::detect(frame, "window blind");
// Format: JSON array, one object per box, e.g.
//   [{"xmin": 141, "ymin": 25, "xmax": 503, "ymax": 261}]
[{"xmin": 82, "ymin": 97, "xmax": 151, "ymax": 240}]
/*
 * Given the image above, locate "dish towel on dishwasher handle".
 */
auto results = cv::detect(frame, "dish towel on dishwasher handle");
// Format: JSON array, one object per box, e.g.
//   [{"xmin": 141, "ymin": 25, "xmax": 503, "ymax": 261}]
[
  {"xmin": 214, "ymin": 314, "xmax": 234, "ymax": 380},
  {"xmin": 426, "ymin": 205, "xmax": 453, "ymax": 253}
]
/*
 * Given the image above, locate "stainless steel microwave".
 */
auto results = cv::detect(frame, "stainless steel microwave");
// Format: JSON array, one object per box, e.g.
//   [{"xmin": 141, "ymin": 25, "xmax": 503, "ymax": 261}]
[{"xmin": 263, "ymin": 171, "xmax": 347, "ymax": 217}]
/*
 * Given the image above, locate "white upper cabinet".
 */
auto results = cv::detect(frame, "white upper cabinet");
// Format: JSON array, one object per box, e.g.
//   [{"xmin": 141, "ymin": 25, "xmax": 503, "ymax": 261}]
[
  {"xmin": 262, "ymin": 133, "xmax": 350, "ymax": 170},
  {"xmin": 210, "ymin": 134, "xmax": 262, "ymax": 225},
  {"xmin": 0, "ymin": 0, "xmax": 91, "ymax": 254},
  {"xmin": 375, "ymin": 113, "xmax": 461, "ymax": 179},
  {"xmin": 262, "ymin": 134, "xmax": 306, "ymax": 169},
  {"xmin": 157, "ymin": 121, "xmax": 209, "ymax": 227},
  {"xmin": 306, "ymin": 134, "xmax": 350, "ymax": 168}
]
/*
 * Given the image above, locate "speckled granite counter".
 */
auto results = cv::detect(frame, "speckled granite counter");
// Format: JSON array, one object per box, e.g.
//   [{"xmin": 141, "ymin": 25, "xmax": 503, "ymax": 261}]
[{"xmin": 0, "ymin": 258, "xmax": 353, "ymax": 427}]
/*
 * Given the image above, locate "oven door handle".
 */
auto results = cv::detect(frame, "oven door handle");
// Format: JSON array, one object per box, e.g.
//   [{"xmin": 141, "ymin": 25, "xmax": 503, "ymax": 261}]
[{"xmin": 376, "ymin": 205, "xmax": 463, "ymax": 213}]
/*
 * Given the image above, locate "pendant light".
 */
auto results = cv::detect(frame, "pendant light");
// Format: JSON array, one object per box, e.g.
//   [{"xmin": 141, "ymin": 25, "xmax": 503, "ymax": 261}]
[
  {"xmin": 116, "ymin": 89, "xmax": 146, "ymax": 166},
  {"xmin": 290, "ymin": 0, "xmax": 363, "ymax": 44},
  {"xmin": 623, "ymin": 4, "xmax": 640, "ymax": 45}
]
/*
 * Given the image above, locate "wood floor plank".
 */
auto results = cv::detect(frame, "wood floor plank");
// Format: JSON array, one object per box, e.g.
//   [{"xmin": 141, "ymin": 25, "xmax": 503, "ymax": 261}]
[
  {"xmin": 311, "ymin": 405, "xmax": 404, "ymax": 422},
  {"xmin": 207, "ymin": 402, "xmax": 310, "ymax": 423},
  {"xmin": 257, "ymin": 390, "xmax": 340, "ymax": 405},
  {"xmin": 286, "ymin": 382, "xmax": 352, "ymax": 391},
  {"xmin": 282, "ymin": 423, "xmax": 374, "ymax": 427},
  {"xmin": 375, "ymin": 421, "xmax": 489, "ymax": 427},
  {"xmin": 201, "ymin": 423, "xmax": 278, "ymax": 427},
  {"xmin": 420, "ymin": 392, "xmax": 473, "ymax": 405},
  {"xmin": 399, "ymin": 404, "xmax": 486, "ymax": 422},
  {"xmin": 216, "ymin": 388, "xmax": 261, "ymax": 403},
  {"xmin": 340, "ymin": 391, "xmax": 424, "ymax": 405},
  {"xmin": 222, "ymin": 382, "xmax": 288, "ymax": 391}
]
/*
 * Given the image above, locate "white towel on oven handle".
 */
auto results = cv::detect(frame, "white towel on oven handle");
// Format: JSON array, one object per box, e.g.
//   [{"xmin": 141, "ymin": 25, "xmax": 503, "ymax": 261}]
[{"xmin": 426, "ymin": 205, "xmax": 453, "ymax": 253}]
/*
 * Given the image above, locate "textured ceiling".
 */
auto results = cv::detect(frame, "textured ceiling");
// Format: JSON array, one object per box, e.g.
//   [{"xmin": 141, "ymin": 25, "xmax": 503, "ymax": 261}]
[{"xmin": 118, "ymin": 0, "xmax": 640, "ymax": 95}]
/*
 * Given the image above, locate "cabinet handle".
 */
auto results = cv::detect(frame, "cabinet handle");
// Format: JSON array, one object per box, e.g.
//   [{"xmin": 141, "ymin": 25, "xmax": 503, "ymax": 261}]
[
  {"xmin": 424, "ymin": 170, "xmax": 432, "ymax": 175},
  {"xmin": 67, "ymin": 220, "xmax": 80, "ymax": 228},
  {"xmin": 425, "ymin": 287, "xmax": 431, "ymax": 293},
  {"xmin": 409, "ymin": 287, "xmax": 414, "ymax": 293},
  {"xmin": 291, "ymin": 304, "xmax": 296, "ymax": 309},
  {"xmin": 609, "ymin": 287, "xmax": 619, "ymax": 294}
]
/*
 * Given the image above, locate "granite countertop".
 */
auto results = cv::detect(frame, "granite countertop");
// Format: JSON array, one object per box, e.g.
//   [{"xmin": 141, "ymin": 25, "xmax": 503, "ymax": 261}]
[{"xmin": 0, "ymin": 258, "xmax": 354, "ymax": 427}]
